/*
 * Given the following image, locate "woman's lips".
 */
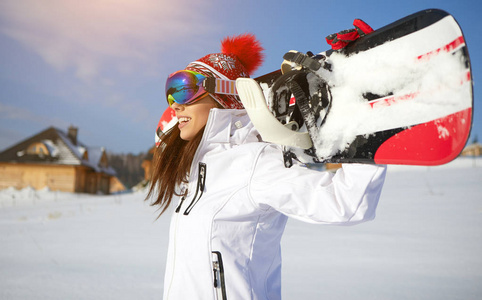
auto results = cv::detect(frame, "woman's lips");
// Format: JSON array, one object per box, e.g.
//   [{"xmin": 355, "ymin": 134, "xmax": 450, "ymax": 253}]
[{"xmin": 178, "ymin": 116, "xmax": 191, "ymax": 129}]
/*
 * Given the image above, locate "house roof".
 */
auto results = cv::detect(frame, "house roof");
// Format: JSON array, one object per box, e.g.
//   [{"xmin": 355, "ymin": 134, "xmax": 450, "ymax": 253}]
[{"xmin": 0, "ymin": 127, "xmax": 116, "ymax": 176}]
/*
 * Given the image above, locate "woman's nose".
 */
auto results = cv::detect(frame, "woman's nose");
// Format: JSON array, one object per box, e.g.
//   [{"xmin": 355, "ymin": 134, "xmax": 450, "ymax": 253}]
[{"xmin": 171, "ymin": 102, "xmax": 184, "ymax": 111}]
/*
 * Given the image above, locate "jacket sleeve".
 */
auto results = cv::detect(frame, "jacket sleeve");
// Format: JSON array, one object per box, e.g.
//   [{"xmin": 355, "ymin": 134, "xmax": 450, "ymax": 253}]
[{"xmin": 248, "ymin": 144, "xmax": 387, "ymax": 225}]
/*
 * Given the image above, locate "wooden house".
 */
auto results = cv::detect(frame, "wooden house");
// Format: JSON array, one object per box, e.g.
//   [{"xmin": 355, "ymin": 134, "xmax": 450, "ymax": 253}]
[
  {"xmin": 0, "ymin": 126, "xmax": 125, "ymax": 194},
  {"xmin": 461, "ymin": 142, "xmax": 482, "ymax": 157}
]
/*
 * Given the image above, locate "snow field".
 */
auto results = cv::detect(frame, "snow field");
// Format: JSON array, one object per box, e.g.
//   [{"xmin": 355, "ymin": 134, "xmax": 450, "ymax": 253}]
[
  {"xmin": 1, "ymin": 157, "xmax": 481, "ymax": 299},
  {"xmin": 0, "ymin": 190, "xmax": 169, "ymax": 300},
  {"xmin": 282, "ymin": 157, "xmax": 482, "ymax": 299}
]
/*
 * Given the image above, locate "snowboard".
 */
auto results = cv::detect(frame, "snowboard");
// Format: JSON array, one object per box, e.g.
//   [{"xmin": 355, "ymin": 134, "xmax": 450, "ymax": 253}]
[{"xmin": 236, "ymin": 9, "xmax": 473, "ymax": 166}]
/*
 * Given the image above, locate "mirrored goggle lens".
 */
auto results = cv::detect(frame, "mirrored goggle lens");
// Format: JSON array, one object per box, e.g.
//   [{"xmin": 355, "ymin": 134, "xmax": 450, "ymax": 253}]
[{"xmin": 165, "ymin": 70, "xmax": 207, "ymax": 106}]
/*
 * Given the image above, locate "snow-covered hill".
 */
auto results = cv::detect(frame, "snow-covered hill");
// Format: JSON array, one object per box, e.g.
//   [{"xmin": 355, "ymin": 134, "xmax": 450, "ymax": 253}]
[{"xmin": 1, "ymin": 157, "xmax": 481, "ymax": 299}]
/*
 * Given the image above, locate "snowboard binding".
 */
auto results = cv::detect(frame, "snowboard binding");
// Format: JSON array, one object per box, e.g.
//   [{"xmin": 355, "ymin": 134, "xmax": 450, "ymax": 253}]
[
  {"xmin": 268, "ymin": 51, "xmax": 333, "ymax": 166},
  {"xmin": 263, "ymin": 19, "xmax": 375, "ymax": 166}
]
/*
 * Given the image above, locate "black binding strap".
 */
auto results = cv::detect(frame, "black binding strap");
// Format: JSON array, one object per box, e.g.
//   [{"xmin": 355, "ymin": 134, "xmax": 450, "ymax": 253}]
[
  {"xmin": 283, "ymin": 52, "xmax": 322, "ymax": 71},
  {"xmin": 289, "ymin": 77, "xmax": 318, "ymax": 139}
]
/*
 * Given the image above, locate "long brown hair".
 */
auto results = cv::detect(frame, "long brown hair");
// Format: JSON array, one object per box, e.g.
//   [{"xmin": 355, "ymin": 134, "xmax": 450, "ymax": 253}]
[{"xmin": 146, "ymin": 125, "xmax": 205, "ymax": 215}]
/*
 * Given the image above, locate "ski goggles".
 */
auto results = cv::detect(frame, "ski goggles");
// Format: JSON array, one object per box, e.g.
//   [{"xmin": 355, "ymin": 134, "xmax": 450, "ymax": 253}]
[
  {"xmin": 165, "ymin": 70, "xmax": 209, "ymax": 106},
  {"xmin": 165, "ymin": 69, "xmax": 239, "ymax": 106}
]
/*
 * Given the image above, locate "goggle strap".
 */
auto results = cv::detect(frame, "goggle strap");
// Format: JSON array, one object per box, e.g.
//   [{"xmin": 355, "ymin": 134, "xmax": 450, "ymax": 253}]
[{"xmin": 203, "ymin": 77, "xmax": 238, "ymax": 95}]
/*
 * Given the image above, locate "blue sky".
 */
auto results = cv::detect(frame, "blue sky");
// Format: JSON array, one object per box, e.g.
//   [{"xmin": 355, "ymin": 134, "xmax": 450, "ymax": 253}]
[{"xmin": 0, "ymin": 0, "xmax": 480, "ymax": 154}]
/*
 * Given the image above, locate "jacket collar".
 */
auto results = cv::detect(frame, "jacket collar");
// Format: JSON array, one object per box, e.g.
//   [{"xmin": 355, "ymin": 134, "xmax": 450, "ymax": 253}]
[{"xmin": 202, "ymin": 109, "xmax": 261, "ymax": 146}]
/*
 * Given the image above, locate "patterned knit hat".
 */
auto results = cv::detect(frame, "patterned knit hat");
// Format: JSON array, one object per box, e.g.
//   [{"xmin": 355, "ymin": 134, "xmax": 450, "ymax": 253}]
[{"xmin": 185, "ymin": 33, "xmax": 264, "ymax": 109}]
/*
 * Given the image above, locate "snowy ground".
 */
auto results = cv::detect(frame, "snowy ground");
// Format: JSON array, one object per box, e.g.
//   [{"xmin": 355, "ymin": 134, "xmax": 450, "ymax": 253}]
[{"xmin": 1, "ymin": 157, "xmax": 481, "ymax": 300}]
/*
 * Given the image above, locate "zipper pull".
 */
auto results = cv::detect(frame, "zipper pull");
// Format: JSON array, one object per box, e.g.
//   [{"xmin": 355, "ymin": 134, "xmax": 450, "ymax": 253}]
[
  {"xmin": 213, "ymin": 261, "xmax": 220, "ymax": 288},
  {"xmin": 212, "ymin": 251, "xmax": 227, "ymax": 300},
  {"xmin": 175, "ymin": 195, "xmax": 186, "ymax": 213},
  {"xmin": 184, "ymin": 162, "xmax": 207, "ymax": 215},
  {"xmin": 198, "ymin": 163, "xmax": 206, "ymax": 191}
]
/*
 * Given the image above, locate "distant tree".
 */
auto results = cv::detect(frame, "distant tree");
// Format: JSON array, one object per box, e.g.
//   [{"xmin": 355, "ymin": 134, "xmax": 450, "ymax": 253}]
[
  {"xmin": 472, "ymin": 134, "xmax": 479, "ymax": 144},
  {"xmin": 107, "ymin": 152, "xmax": 148, "ymax": 189}
]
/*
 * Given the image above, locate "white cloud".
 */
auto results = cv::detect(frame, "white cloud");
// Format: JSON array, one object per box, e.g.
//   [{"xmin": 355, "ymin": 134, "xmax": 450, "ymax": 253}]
[{"xmin": 0, "ymin": 0, "xmax": 215, "ymax": 82}]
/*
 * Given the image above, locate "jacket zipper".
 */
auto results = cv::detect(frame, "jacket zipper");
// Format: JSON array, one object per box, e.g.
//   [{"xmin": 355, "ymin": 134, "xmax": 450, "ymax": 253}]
[
  {"xmin": 212, "ymin": 251, "xmax": 227, "ymax": 300},
  {"xmin": 166, "ymin": 111, "xmax": 216, "ymax": 298},
  {"xmin": 183, "ymin": 162, "xmax": 207, "ymax": 215}
]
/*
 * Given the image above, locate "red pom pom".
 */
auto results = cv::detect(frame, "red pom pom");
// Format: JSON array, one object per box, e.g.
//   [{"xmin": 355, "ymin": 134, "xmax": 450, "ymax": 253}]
[{"xmin": 221, "ymin": 33, "xmax": 264, "ymax": 75}]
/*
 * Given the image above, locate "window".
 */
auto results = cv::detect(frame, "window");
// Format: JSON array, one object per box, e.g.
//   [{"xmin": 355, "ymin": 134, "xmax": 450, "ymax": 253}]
[{"xmin": 26, "ymin": 142, "xmax": 50, "ymax": 157}]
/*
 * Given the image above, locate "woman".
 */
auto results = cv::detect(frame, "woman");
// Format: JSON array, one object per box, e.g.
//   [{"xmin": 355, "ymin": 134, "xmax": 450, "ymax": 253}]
[{"xmin": 148, "ymin": 34, "xmax": 386, "ymax": 300}]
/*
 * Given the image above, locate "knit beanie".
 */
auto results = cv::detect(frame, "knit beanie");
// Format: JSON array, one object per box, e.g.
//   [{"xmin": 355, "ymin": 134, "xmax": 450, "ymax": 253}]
[{"xmin": 185, "ymin": 33, "xmax": 264, "ymax": 109}]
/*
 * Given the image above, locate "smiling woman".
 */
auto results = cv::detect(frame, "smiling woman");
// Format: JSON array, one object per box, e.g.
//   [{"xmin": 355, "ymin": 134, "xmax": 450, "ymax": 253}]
[
  {"xmin": 148, "ymin": 34, "xmax": 264, "ymax": 215},
  {"xmin": 146, "ymin": 33, "xmax": 386, "ymax": 300}
]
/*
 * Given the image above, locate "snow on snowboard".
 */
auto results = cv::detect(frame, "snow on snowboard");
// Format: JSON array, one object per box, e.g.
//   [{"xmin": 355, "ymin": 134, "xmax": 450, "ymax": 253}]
[
  {"xmin": 238, "ymin": 9, "xmax": 473, "ymax": 166},
  {"xmin": 158, "ymin": 9, "xmax": 473, "ymax": 166}
]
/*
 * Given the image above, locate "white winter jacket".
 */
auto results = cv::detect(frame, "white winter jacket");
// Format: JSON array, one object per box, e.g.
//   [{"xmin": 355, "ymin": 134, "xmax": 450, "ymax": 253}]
[{"xmin": 162, "ymin": 108, "xmax": 386, "ymax": 300}]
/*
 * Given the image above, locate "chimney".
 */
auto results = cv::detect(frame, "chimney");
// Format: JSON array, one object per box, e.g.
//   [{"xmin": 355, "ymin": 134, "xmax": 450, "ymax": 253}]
[{"xmin": 68, "ymin": 125, "xmax": 78, "ymax": 145}]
